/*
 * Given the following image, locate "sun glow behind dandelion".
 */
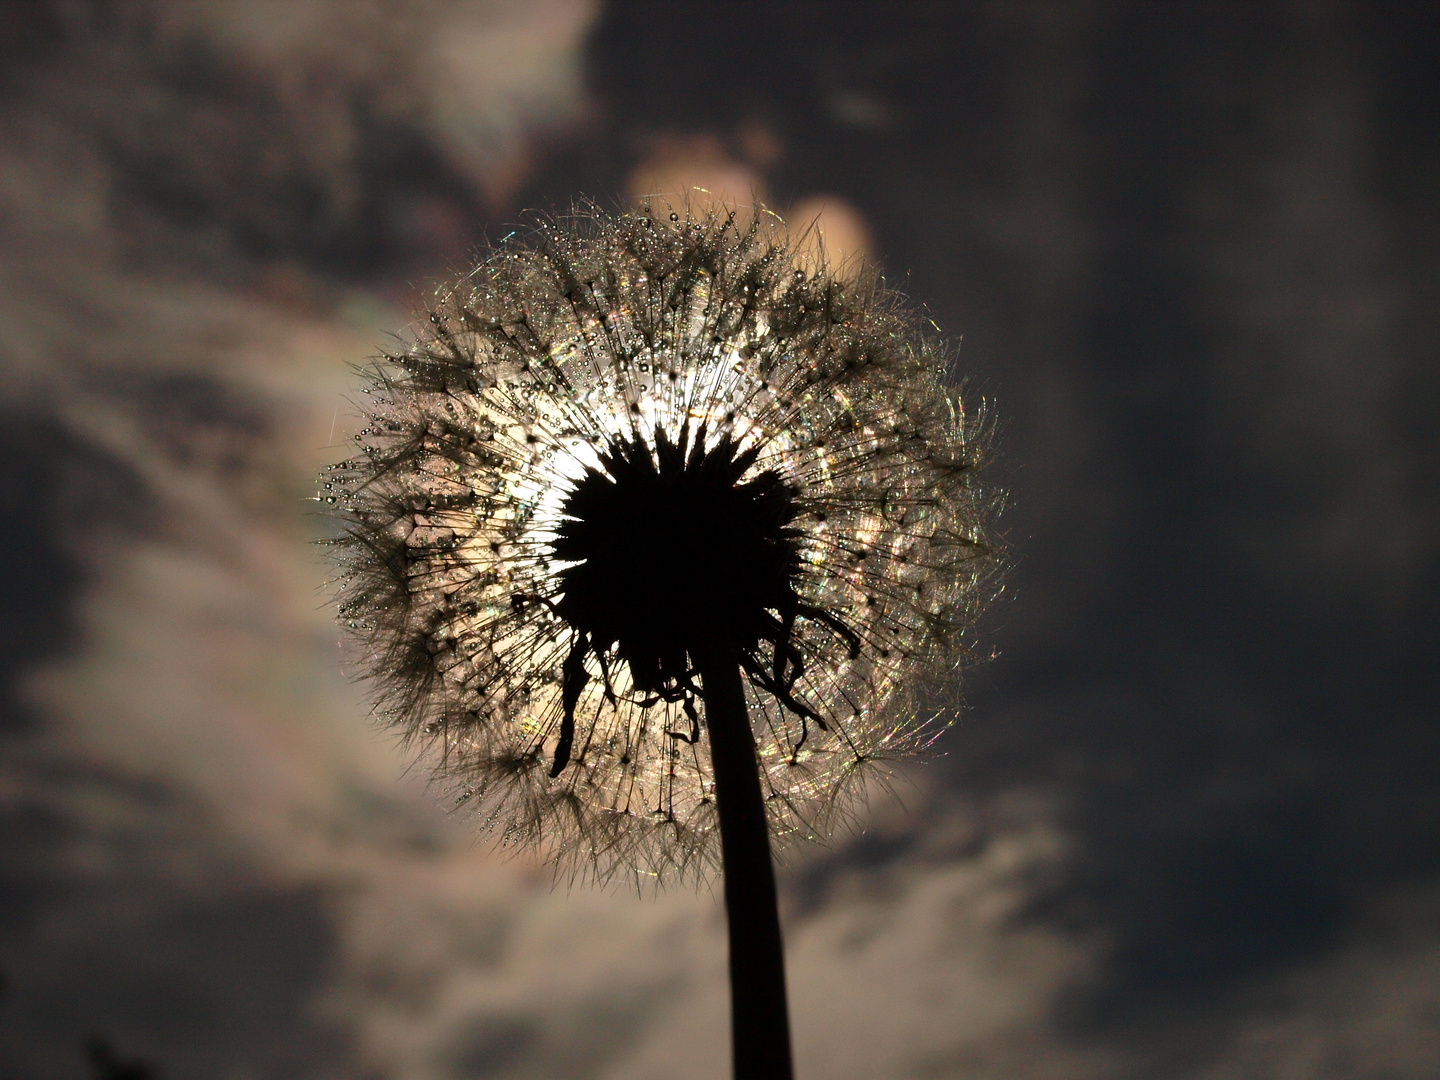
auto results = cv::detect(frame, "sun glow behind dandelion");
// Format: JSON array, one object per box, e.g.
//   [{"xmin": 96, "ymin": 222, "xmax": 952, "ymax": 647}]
[{"xmin": 324, "ymin": 203, "xmax": 999, "ymax": 882}]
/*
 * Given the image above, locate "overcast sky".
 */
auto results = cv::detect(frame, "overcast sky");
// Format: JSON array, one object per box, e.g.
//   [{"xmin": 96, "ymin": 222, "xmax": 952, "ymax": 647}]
[{"xmin": 1, "ymin": 3, "xmax": 1436, "ymax": 1078}]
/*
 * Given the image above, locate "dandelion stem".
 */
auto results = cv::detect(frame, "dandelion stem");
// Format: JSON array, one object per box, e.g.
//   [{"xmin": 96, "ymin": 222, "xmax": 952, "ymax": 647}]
[{"xmin": 696, "ymin": 638, "xmax": 795, "ymax": 1080}]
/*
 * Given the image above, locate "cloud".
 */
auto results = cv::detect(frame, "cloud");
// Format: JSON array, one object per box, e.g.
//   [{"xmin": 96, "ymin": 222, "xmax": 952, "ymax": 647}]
[{"xmin": 1, "ymin": 4, "xmax": 1435, "ymax": 1079}]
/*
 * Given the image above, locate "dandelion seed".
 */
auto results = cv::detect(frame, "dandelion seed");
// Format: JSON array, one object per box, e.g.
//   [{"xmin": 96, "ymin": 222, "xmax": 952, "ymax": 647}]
[{"xmin": 323, "ymin": 201, "xmax": 1001, "ymax": 1079}]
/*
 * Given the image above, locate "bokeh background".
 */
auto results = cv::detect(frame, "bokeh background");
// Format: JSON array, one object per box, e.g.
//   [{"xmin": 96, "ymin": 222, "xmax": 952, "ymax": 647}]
[{"xmin": 2, "ymin": 2, "xmax": 1436, "ymax": 1077}]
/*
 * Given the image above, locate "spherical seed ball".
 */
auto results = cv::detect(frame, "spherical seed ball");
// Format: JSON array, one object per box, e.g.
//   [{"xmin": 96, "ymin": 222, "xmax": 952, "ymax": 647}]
[{"xmin": 323, "ymin": 201, "xmax": 1002, "ymax": 883}]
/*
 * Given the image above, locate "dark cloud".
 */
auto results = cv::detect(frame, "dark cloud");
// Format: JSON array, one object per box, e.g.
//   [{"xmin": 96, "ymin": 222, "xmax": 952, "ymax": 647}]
[
  {"xmin": 572, "ymin": 0, "xmax": 1440, "ymax": 1067},
  {"xmin": 0, "ymin": 414, "xmax": 150, "ymax": 732}
]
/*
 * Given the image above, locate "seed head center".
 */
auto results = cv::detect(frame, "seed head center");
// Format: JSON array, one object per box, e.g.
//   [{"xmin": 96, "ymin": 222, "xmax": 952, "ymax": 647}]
[{"xmin": 550, "ymin": 425, "xmax": 801, "ymax": 691}]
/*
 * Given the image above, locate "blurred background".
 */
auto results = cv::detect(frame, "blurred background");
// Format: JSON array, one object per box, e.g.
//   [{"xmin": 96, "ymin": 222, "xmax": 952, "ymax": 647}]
[{"xmin": 1, "ymin": 2, "xmax": 1436, "ymax": 1077}]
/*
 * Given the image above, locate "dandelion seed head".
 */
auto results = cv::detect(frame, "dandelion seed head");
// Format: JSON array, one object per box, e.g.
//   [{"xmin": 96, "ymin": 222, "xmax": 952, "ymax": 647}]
[{"xmin": 324, "ymin": 201, "xmax": 1001, "ymax": 883}]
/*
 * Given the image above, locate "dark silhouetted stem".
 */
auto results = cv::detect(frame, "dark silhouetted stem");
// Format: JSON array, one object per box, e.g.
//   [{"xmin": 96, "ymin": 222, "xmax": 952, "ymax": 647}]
[{"xmin": 696, "ymin": 639, "xmax": 794, "ymax": 1080}]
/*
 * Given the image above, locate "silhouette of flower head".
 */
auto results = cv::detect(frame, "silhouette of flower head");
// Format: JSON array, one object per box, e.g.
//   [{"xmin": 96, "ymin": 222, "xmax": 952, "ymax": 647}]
[{"xmin": 324, "ymin": 203, "xmax": 1000, "ymax": 882}]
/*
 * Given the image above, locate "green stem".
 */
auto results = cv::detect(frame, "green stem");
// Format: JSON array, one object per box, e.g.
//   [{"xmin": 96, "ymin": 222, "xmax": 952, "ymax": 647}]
[{"xmin": 695, "ymin": 640, "xmax": 795, "ymax": 1080}]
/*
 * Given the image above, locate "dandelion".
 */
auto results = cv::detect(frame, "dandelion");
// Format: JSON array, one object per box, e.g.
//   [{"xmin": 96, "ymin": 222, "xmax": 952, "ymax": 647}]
[{"xmin": 323, "ymin": 202, "xmax": 1000, "ymax": 1079}]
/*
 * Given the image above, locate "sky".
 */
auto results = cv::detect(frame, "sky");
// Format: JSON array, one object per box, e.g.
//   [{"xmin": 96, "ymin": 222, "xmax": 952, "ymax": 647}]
[{"xmin": 1, "ymin": 2, "xmax": 1436, "ymax": 1078}]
